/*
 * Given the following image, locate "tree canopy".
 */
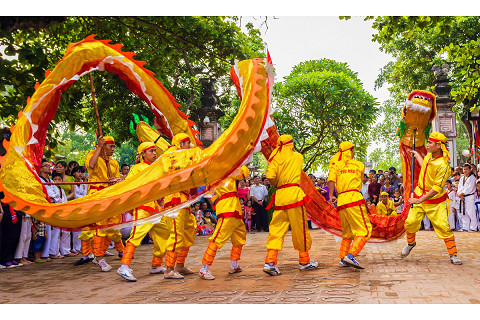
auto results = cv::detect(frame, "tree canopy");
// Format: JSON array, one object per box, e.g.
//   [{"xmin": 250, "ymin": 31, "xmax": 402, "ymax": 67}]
[
  {"xmin": 272, "ymin": 59, "xmax": 378, "ymax": 172},
  {"xmin": 0, "ymin": 17, "xmax": 265, "ymax": 156},
  {"xmin": 369, "ymin": 16, "xmax": 480, "ymax": 151}
]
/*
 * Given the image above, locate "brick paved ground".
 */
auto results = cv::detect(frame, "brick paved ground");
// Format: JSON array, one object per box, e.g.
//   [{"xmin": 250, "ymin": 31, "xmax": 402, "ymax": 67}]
[{"xmin": 0, "ymin": 229, "xmax": 478, "ymax": 304}]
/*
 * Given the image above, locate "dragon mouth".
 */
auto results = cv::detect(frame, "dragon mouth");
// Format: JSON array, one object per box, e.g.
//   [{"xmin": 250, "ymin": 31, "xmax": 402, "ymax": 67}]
[{"xmin": 405, "ymin": 99, "xmax": 432, "ymax": 113}]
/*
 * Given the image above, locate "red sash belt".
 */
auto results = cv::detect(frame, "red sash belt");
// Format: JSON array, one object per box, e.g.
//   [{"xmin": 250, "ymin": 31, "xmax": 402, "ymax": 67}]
[
  {"xmin": 414, "ymin": 192, "xmax": 447, "ymax": 204},
  {"xmin": 278, "ymin": 183, "xmax": 300, "ymax": 189},
  {"xmin": 266, "ymin": 183, "xmax": 302, "ymax": 210},
  {"xmin": 217, "ymin": 210, "xmax": 242, "ymax": 219},
  {"xmin": 336, "ymin": 199, "xmax": 367, "ymax": 212},
  {"xmin": 213, "ymin": 192, "xmax": 239, "ymax": 210},
  {"xmin": 338, "ymin": 189, "xmax": 360, "ymax": 195},
  {"xmin": 164, "ymin": 191, "xmax": 190, "ymax": 208}
]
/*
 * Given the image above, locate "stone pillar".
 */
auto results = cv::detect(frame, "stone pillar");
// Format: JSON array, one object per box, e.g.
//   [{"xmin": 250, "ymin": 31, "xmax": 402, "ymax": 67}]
[
  {"xmin": 432, "ymin": 64, "xmax": 457, "ymax": 168},
  {"xmin": 191, "ymin": 79, "xmax": 225, "ymax": 148}
]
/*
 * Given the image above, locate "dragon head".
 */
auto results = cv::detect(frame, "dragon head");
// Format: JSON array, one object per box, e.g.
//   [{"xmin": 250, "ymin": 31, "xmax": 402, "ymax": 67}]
[{"xmin": 404, "ymin": 90, "xmax": 437, "ymax": 121}]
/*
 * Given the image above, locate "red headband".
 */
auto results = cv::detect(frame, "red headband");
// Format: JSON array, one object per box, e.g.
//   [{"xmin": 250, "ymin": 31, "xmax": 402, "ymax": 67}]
[
  {"xmin": 105, "ymin": 140, "xmax": 115, "ymax": 145},
  {"xmin": 180, "ymin": 137, "xmax": 190, "ymax": 143},
  {"xmin": 268, "ymin": 140, "xmax": 293, "ymax": 163},
  {"xmin": 338, "ymin": 146, "xmax": 354, "ymax": 161},
  {"xmin": 142, "ymin": 145, "xmax": 156, "ymax": 153},
  {"xmin": 428, "ymin": 137, "xmax": 445, "ymax": 144}
]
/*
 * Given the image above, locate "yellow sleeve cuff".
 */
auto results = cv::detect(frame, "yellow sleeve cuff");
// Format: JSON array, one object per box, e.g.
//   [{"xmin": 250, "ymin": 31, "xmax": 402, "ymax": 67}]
[{"xmin": 432, "ymin": 185, "xmax": 443, "ymax": 194}]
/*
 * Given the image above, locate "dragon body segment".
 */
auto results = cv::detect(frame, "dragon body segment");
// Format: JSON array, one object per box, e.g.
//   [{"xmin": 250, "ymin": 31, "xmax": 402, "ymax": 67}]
[{"xmin": 0, "ymin": 36, "xmax": 270, "ymax": 229}]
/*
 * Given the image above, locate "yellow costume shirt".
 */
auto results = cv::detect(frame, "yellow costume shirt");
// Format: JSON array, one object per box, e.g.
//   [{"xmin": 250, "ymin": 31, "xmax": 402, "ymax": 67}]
[
  {"xmin": 126, "ymin": 161, "xmax": 160, "ymax": 219},
  {"xmin": 161, "ymin": 146, "xmax": 203, "ymax": 207},
  {"xmin": 214, "ymin": 166, "xmax": 249, "ymax": 217},
  {"xmin": 376, "ymin": 199, "xmax": 397, "ymax": 216},
  {"xmin": 85, "ymin": 150, "xmax": 120, "ymax": 191},
  {"xmin": 85, "ymin": 149, "xmax": 120, "ymax": 225},
  {"xmin": 327, "ymin": 159, "xmax": 365, "ymax": 207},
  {"xmin": 414, "ymin": 153, "xmax": 451, "ymax": 200},
  {"xmin": 266, "ymin": 152, "xmax": 307, "ymax": 208}
]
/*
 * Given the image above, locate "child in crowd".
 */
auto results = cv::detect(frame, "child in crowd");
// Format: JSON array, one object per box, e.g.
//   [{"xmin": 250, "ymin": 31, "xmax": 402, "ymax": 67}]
[
  {"xmin": 446, "ymin": 180, "xmax": 458, "ymax": 230},
  {"xmin": 32, "ymin": 219, "xmax": 47, "ymax": 263},
  {"xmin": 244, "ymin": 199, "xmax": 255, "ymax": 232},
  {"xmin": 475, "ymin": 181, "xmax": 480, "ymax": 230},
  {"xmin": 393, "ymin": 189, "xmax": 404, "ymax": 215},
  {"xmin": 366, "ymin": 198, "xmax": 378, "ymax": 215},
  {"xmin": 49, "ymin": 172, "xmax": 72, "ymax": 259}
]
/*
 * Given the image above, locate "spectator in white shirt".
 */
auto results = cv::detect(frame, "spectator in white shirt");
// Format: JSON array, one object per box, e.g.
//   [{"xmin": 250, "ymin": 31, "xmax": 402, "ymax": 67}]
[
  {"xmin": 250, "ymin": 175, "xmax": 269, "ymax": 232},
  {"xmin": 457, "ymin": 163, "xmax": 477, "ymax": 232},
  {"xmin": 361, "ymin": 174, "xmax": 370, "ymax": 200}
]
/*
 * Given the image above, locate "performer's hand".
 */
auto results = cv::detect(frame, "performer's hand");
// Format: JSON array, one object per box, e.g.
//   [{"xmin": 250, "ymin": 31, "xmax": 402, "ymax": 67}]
[
  {"xmin": 459, "ymin": 194, "xmax": 464, "ymax": 201},
  {"xmin": 109, "ymin": 177, "xmax": 121, "ymax": 184},
  {"xmin": 329, "ymin": 196, "xmax": 337, "ymax": 204},
  {"xmin": 408, "ymin": 197, "xmax": 421, "ymax": 205},
  {"xmin": 409, "ymin": 149, "xmax": 419, "ymax": 157},
  {"xmin": 97, "ymin": 135, "xmax": 106, "ymax": 147}
]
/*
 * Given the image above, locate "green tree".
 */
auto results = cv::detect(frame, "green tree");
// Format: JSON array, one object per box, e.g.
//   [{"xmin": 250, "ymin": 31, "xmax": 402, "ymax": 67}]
[
  {"xmin": 272, "ymin": 59, "xmax": 378, "ymax": 172},
  {"xmin": 0, "ymin": 17, "xmax": 265, "ymax": 148},
  {"xmin": 369, "ymin": 16, "xmax": 480, "ymax": 148},
  {"xmin": 369, "ymin": 99, "xmax": 403, "ymax": 171}
]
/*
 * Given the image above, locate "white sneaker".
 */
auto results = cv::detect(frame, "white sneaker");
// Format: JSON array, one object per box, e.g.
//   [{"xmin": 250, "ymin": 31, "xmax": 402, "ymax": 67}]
[
  {"xmin": 299, "ymin": 260, "xmax": 319, "ymax": 270},
  {"xmin": 400, "ymin": 243, "xmax": 416, "ymax": 258},
  {"xmin": 92, "ymin": 258, "xmax": 99, "ymax": 266},
  {"xmin": 199, "ymin": 269, "xmax": 216, "ymax": 280},
  {"xmin": 97, "ymin": 258, "xmax": 112, "ymax": 272},
  {"xmin": 263, "ymin": 263, "xmax": 281, "ymax": 276},
  {"xmin": 150, "ymin": 266, "xmax": 166, "ymax": 274},
  {"xmin": 343, "ymin": 253, "xmax": 364, "ymax": 269},
  {"xmin": 117, "ymin": 266, "xmax": 137, "ymax": 282},
  {"xmin": 450, "ymin": 255, "xmax": 462, "ymax": 265},
  {"xmin": 164, "ymin": 270, "xmax": 184, "ymax": 279},
  {"xmin": 228, "ymin": 266, "xmax": 243, "ymax": 274},
  {"xmin": 104, "ymin": 251, "xmax": 114, "ymax": 257},
  {"xmin": 338, "ymin": 259, "xmax": 350, "ymax": 267},
  {"xmin": 0, "ymin": 264, "xmax": 6, "ymax": 269}
]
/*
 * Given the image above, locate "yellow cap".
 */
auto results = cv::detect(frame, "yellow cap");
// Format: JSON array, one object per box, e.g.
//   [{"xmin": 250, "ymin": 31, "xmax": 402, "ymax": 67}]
[
  {"xmin": 380, "ymin": 192, "xmax": 389, "ymax": 197},
  {"xmin": 428, "ymin": 131, "xmax": 450, "ymax": 161},
  {"xmin": 137, "ymin": 141, "xmax": 156, "ymax": 154},
  {"xmin": 171, "ymin": 133, "xmax": 191, "ymax": 148}
]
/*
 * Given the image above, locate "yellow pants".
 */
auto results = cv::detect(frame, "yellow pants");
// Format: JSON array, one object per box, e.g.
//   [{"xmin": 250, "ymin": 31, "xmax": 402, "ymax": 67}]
[
  {"xmin": 339, "ymin": 203, "xmax": 372, "ymax": 240},
  {"xmin": 95, "ymin": 228, "xmax": 123, "ymax": 242},
  {"xmin": 209, "ymin": 217, "xmax": 246, "ymax": 249},
  {"xmin": 405, "ymin": 201, "xmax": 453, "ymax": 239},
  {"xmin": 127, "ymin": 218, "xmax": 170, "ymax": 258},
  {"xmin": 78, "ymin": 229, "xmax": 94, "ymax": 241},
  {"xmin": 266, "ymin": 205, "xmax": 312, "ymax": 252},
  {"xmin": 165, "ymin": 209, "xmax": 196, "ymax": 252}
]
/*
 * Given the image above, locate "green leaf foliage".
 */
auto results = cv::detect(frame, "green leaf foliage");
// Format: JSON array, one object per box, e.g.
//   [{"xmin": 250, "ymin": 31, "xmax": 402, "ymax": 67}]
[
  {"xmin": 272, "ymin": 59, "xmax": 378, "ymax": 172},
  {"xmin": 0, "ymin": 17, "xmax": 265, "ymax": 152},
  {"xmin": 370, "ymin": 16, "xmax": 480, "ymax": 148}
]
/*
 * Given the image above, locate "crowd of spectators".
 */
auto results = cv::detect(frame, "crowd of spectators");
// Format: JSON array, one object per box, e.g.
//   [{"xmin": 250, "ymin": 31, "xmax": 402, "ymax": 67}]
[
  {"xmin": 4, "ymin": 126, "xmax": 480, "ymax": 270},
  {"xmin": 308, "ymin": 167, "xmax": 404, "ymax": 217}
]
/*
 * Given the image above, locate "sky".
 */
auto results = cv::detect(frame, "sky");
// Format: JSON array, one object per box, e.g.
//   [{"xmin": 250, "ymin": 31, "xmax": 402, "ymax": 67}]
[
  {"xmin": 241, "ymin": 16, "xmax": 393, "ymax": 175},
  {"xmin": 244, "ymin": 16, "xmax": 392, "ymax": 105}
]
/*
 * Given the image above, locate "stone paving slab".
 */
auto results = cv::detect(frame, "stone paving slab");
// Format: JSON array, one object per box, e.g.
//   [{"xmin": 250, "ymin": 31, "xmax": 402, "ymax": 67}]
[{"xmin": 0, "ymin": 229, "xmax": 478, "ymax": 304}]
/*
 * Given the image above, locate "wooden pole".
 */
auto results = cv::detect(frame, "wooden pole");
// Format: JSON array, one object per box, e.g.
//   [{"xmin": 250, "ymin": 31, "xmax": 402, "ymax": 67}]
[
  {"xmin": 410, "ymin": 129, "xmax": 417, "ymax": 209},
  {"xmin": 88, "ymin": 73, "xmax": 113, "ymax": 181},
  {"xmin": 43, "ymin": 180, "xmax": 112, "ymax": 186}
]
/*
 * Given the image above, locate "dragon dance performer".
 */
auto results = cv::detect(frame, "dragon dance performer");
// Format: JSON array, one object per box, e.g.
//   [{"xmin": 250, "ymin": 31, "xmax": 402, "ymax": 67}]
[
  {"xmin": 402, "ymin": 132, "xmax": 462, "ymax": 265},
  {"xmin": 162, "ymin": 133, "xmax": 202, "ymax": 279},
  {"xmin": 263, "ymin": 135, "xmax": 318, "ymax": 276},
  {"xmin": 117, "ymin": 142, "xmax": 171, "ymax": 282},
  {"xmin": 83, "ymin": 135, "xmax": 124, "ymax": 272},
  {"xmin": 328, "ymin": 141, "xmax": 372, "ymax": 269},
  {"xmin": 199, "ymin": 165, "xmax": 250, "ymax": 280}
]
